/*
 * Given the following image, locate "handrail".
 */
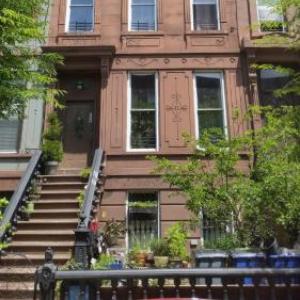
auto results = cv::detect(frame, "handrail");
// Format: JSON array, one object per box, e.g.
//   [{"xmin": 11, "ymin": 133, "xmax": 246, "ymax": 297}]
[
  {"xmin": 80, "ymin": 148, "xmax": 104, "ymax": 228},
  {"xmin": 0, "ymin": 150, "xmax": 42, "ymax": 244}
]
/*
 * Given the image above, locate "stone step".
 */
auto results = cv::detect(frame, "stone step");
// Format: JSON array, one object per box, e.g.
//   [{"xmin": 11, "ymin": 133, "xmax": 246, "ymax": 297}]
[
  {"xmin": 39, "ymin": 182, "xmax": 86, "ymax": 191},
  {"xmin": 33, "ymin": 199, "xmax": 79, "ymax": 209},
  {"xmin": 0, "ymin": 252, "xmax": 71, "ymax": 266},
  {"xmin": 38, "ymin": 190, "xmax": 81, "ymax": 200},
  {"xmin": 9, "ymin": 240, "xmax": 75, "ymax": 252},
  {"xmin": 0, "ymin": 281, "xmax": 35, "ymax": 299},
  {"xmin": 16, "ymin": 219, "xmax": 78, "ymax": 230},
  {"xmin": 38, "ymin": 174, "xmax": 83, "ymax": 183},
  {"xmin": 13, "ymin": 229, "xmax": 75, "ymax": 241},
  {"xmin": 0, "ymin": 267, "xmax": 36, "ymax": 281},
  {"xmin": 30, "ymin": 208, "xmax": 79, "ymax": 219}
]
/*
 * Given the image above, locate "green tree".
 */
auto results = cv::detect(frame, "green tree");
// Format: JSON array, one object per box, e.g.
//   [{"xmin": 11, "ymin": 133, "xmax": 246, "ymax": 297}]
[
  {"xmin": 0, "ymin": 0, "xmax": 62, "ymax": 118},
  {"xmin": 150, "ymin": 107, "xmax": 300, "ymax": 247}
]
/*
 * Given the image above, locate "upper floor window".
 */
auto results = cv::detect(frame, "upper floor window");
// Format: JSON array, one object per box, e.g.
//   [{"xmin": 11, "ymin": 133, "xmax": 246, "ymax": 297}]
[
  {"xmin": 258, "ymin": 69, "xmax": 300, "ymax": 106},
  {"xmin": 130, "ymin": 0, "xmax": 157, "ymax": 31},
  {"xmin": 127, "ymin": 73, "xmax": 158, "ymax": 151},
  {"xmin": 192, "ymin": 0, "xmax": 220, "ymax": 31},
  {"xmin": 66, "ymin": 0, "xmax": 94, "ymax": 32},
  {"xmin": 256, "ymin": 0, "xmax": 284, "ymax": 32},
  {"xmin": 194, "ymin": 72, "xmax": 227, "ymax": 138}
]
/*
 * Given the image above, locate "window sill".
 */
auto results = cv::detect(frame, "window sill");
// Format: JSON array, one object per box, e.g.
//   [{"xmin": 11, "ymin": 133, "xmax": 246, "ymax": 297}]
[
  {"xmin": 185, "ymin": 30, "xmax": 229, "ymax": 36},
  {"xmin": 59, "ymin": 32, "xmax": 101, "ymax": 37}
]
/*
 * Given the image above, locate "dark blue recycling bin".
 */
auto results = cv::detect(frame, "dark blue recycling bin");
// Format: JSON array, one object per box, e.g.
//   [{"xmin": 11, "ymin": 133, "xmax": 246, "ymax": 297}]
[
  {"xmin": 287, "ymin": 251, "xmax": 300, "ymax": 284},
  {"xmin": 195, "ymin": 250, "xmax": 229, "ymax": 285},
  {"xmin": 231, "ymin": 252, "xmax": 266, "ymax": 285},
  {"xmin": 68, "ymin": 285, "xmax": 89, "ymax": 300},
  {"xmin": 269, "ymin": 255, "xmax": 287, "ymax": 283}
]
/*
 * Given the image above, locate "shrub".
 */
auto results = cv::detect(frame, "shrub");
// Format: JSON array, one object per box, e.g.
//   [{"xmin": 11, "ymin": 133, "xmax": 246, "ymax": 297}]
[
  {"xmin": 150, "ymin": 239, "xmax": 169, "ymax": 257},
  {"xmin": 166, "ymin": 223, "xmax": 188, "ymax": 260}
]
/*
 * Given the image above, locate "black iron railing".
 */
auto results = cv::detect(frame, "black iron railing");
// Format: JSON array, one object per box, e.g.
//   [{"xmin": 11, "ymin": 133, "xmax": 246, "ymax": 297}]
[
  {"xmin": 0, "ymin": 150, "xmax": 42, "ymax": 249},
  {"xmin": 35, "ymin": 250, "xmax": 300, "ymax": 300},
  {"xmin": 74, "ymin": 148, "xmax": 105, "ymax": 269}
]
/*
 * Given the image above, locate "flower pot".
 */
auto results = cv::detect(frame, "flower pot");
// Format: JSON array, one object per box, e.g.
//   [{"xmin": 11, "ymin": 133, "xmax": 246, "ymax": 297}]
[
  {"xmin": 135, "ymin": 252, "xmax": 146, "ymax": 267},
  {"xmin": 45, "ymin": 161, "xmax": 59, "ymax": 175},
  {"xmin": 169, "ymin": 257, "xmax": 183, "ymax": 268},
  {"xmin": 154, "ymin": 256, "xmax": 169, "ymax": 268}
]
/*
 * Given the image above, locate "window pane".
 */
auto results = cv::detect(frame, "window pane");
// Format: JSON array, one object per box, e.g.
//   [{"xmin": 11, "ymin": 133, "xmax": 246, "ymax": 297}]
[
  {"xmin": 259, "ymin": 69, "xmax": 300, "ymax": 106},
  {"xmin": 196, "ymin": 75, "xmax": 222, "ymax": 109},
  {"xmin": 131, "ymin": 5, "xmax": 156, "ymax": 30},
  {"xmin": 131, "ymin": 75, "xmax": 155, "ymax": 109},
  {"xmin": 71, "ymin": 0, "xmax": 93, "ymax": 5},
  {"xmin": 0, "ymin": 118, "xmax": 20, "ymax": 152},
  {"xmin": 132, "ymin": 0, "xmax": 155, "ymax": 4},
  {"xmin": 193, "ymin": 2, "xmax": 218, "ymax": 30},
  {"xmin": 128, "ymin": 192, "xmax": 158, "ymax": 249},
  {"xmin": 198, "ymin": 110, "xmax": 224, "ymax": 134},
  {"xmin": 131, "ymin": 111, "xmax": 156, "ymax": 149},
  {"xmin": 69, "ymin": 6, "xmax": 93, "ymax": 31}
]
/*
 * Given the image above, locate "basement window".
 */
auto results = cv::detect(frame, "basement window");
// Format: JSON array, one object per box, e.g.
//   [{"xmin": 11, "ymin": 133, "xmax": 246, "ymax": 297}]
[
  {"xmin": 127, "ymin": 192, "xmax": 159, "ymax": 249},
  {"xmin": 192, "ymin": 0, "xmax": 220, "ymax": 31},
  {"xmin": 0, "ymin": 115, "xmax": 21, "ymax": 153},
  {"xmin": 66, "ymin": 0, "xmax": 94, "ymax": 32}
]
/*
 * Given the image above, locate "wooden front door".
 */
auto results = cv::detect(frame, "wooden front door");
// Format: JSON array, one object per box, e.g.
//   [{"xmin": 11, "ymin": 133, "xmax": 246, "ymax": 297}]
[{"xmin": 60, "ymin": 101, "xmax": 95, "ymax": 169}]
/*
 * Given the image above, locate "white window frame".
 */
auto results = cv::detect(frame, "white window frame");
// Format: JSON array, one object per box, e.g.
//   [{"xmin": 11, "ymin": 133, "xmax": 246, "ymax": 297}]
[
  {"xmin": 0, "ymin": 115, "xmax": 21, "ymax": 154},
  {"xmin": 190, "ymin": 0, "xmax": 221, "ymax": 31},
  {"xmin": 127, "ymin": 72, "xmax": 159, "ymax": 152},
  {"xmin": 193, "ymin": 71, "xmax": 228, "ymax": 140},
  {"xmin": 128, "ymin": 0, "xmax": 158, "ymax": 32},
  {"xmin": 126, "ymin": 191, "xmax": 160, "ymax": 250},
  {"xmin": 256, "ymin": 0, "xmax": 285, "ymax": 33},
  {"xmin": 65, "ymin": 0, "xmax": 95, "ymax": 33}
]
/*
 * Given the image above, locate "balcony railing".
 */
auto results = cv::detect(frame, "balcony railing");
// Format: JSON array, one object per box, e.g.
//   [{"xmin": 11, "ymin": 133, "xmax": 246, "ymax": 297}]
[
  {"xmin": 68, "ymin": 22, "xmax": 94, "ymax": 32},
  {"xmin": 35, "ymin": 249, "xmax": 300, "ymax": 300}
]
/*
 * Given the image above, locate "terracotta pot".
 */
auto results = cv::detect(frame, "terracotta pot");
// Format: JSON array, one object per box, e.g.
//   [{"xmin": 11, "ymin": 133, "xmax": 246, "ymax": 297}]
[
  {"xmin": 154, "ymin": 256, "xmax": 169, "ymax": 268},
  {"xmin": 135, "ymin": 252, "xmax": 146, "ymax": 267}
]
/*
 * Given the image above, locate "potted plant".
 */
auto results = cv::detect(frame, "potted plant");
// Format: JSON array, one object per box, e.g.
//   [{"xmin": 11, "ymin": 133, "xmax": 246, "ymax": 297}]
[
  {"xmin": 166, "ymin": 223, "xmax": 188, "ymax": 268},
  {"xmin": 42, "ymin": 112, "xmax": 63, "ymax": 175},
  {"xmin": 150, "ymin": 239, "xmax": 169, "ymax": 268},
  {"xmin": 128, "ymin": 200, "xmax": 157, "ymax": 214},
  {"xmin": 20, "ymin": 201, "xmax": 34, "ymax": 221}
]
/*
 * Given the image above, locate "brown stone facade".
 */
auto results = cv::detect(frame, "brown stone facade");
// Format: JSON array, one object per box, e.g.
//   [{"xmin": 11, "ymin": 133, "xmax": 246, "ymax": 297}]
[{"xmin": 43, "ymin": 0, "xmax": 299, "ymax": 247}]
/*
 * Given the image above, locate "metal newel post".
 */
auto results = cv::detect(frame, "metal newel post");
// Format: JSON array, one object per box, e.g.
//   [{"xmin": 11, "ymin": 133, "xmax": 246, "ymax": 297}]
[
  {"xmin": 36, "ymin": 248, "xmax": 57, "ymax": 300},
  {"xmin": 74, "ymin": 217, "xmax": 91, "ymax": 269}
]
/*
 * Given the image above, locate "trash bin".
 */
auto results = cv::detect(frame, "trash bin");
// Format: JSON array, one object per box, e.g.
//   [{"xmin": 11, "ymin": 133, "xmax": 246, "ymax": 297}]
[
  {"xmin": 268, "ymin": 254, "xmax": 288, "ymax": 283},
  {"xmin": 287, "ymin": 250, "xmax": 300, "ymax": 284},
  {"xmin": 195, "ymin": 250, "xmax": 229, "ymax": 285},
  {"xmin": 231, "ymin": 252, "xmax": 266, "ymax": 285}
]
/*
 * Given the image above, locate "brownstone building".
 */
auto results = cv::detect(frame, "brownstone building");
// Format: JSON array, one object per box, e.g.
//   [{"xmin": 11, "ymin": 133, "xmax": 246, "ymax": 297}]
[{"xmin": 41, "ymin": 0, "xmax": 299, "ymax": 248}]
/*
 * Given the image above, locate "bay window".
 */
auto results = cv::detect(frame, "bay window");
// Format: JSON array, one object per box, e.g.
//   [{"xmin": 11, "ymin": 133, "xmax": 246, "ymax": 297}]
[
  {"xmin": 127, "ymin": 192, "xmax": 159, "ymax": 249},
  {"xmin": 128, "ymin": 73, "xmax": 158, "ymax": 151},
  {"xmin": 66, "ymin": 0, "xmax": 94, "ymax": 32},
  {"xmin": 256, "ymin": 0, "xmax": 284, "ymax": 32},
  {"xmin": 130, "ymin": 0, "xmax": 157, "ymax": 31},
  {"xmin": 192, "ymin": 0, "xmax": 220, "ymax": 31},
  {"xmin": 194, "ymin": 72, "xmax": 227, "ymax": 138}
]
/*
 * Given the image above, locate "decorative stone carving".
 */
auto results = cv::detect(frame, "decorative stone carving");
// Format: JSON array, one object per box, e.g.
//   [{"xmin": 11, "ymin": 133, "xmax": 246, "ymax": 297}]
[
  {"xmin": 166, "ymin": 93, "xmax": 188, "ymax": 123},
  {"xmin": 127, "ymin": 58, "xmax": 158, "ymax": 66}
]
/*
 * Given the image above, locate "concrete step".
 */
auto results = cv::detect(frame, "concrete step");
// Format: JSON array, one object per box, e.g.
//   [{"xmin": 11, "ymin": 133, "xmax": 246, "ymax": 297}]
[
  {"xmin": 30, "ymin": 208, "xmax": 79, "ymax": 219},
  {"xmin": 16, "ymin": 219, "xmax": 78, "ymax": 230},
  {"xmin": 33, "ymin": 199, "xmax": 79, "ymax": 209},
  {"xmin": 0, "ymin": 267, "xmax": 36, "ymax": 281},
  {"xmin": 13, "ymin": 229, "xmax": 75, "ymax": 241}
]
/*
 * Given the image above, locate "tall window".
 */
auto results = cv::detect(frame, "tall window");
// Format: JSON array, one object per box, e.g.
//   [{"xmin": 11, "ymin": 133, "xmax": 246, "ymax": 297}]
[
  {"xmin": 128, "ymin": 73, "xmax": 158, "ymax": 151},
  {"xmin": 66, "ymin": 0, "xmax": 94, "ymax": 32},
  {"xmin": 0, "ymin": 116, "xmax": 21, "ymax": 152},
  {"xmin": 256, "ymin": 0, "xmax": 284, "ymax": 32},
  {"xmin": 258, "ymin": 69, "xmax": 300, "ymax": 106},
  {"xmin": 194, "ymin": 72, "xmax": 227, "ymax": 138},
  {"xmin": 192, "ymin": 0, "xmax": 220, "ymax": 31},
  {"xmin": 127, "ymin": 192, "xmax": 159, "ymax": 249},
  {"xmin": 130, "ymin": 0, "xmax": 157, "ymax": 31}
]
